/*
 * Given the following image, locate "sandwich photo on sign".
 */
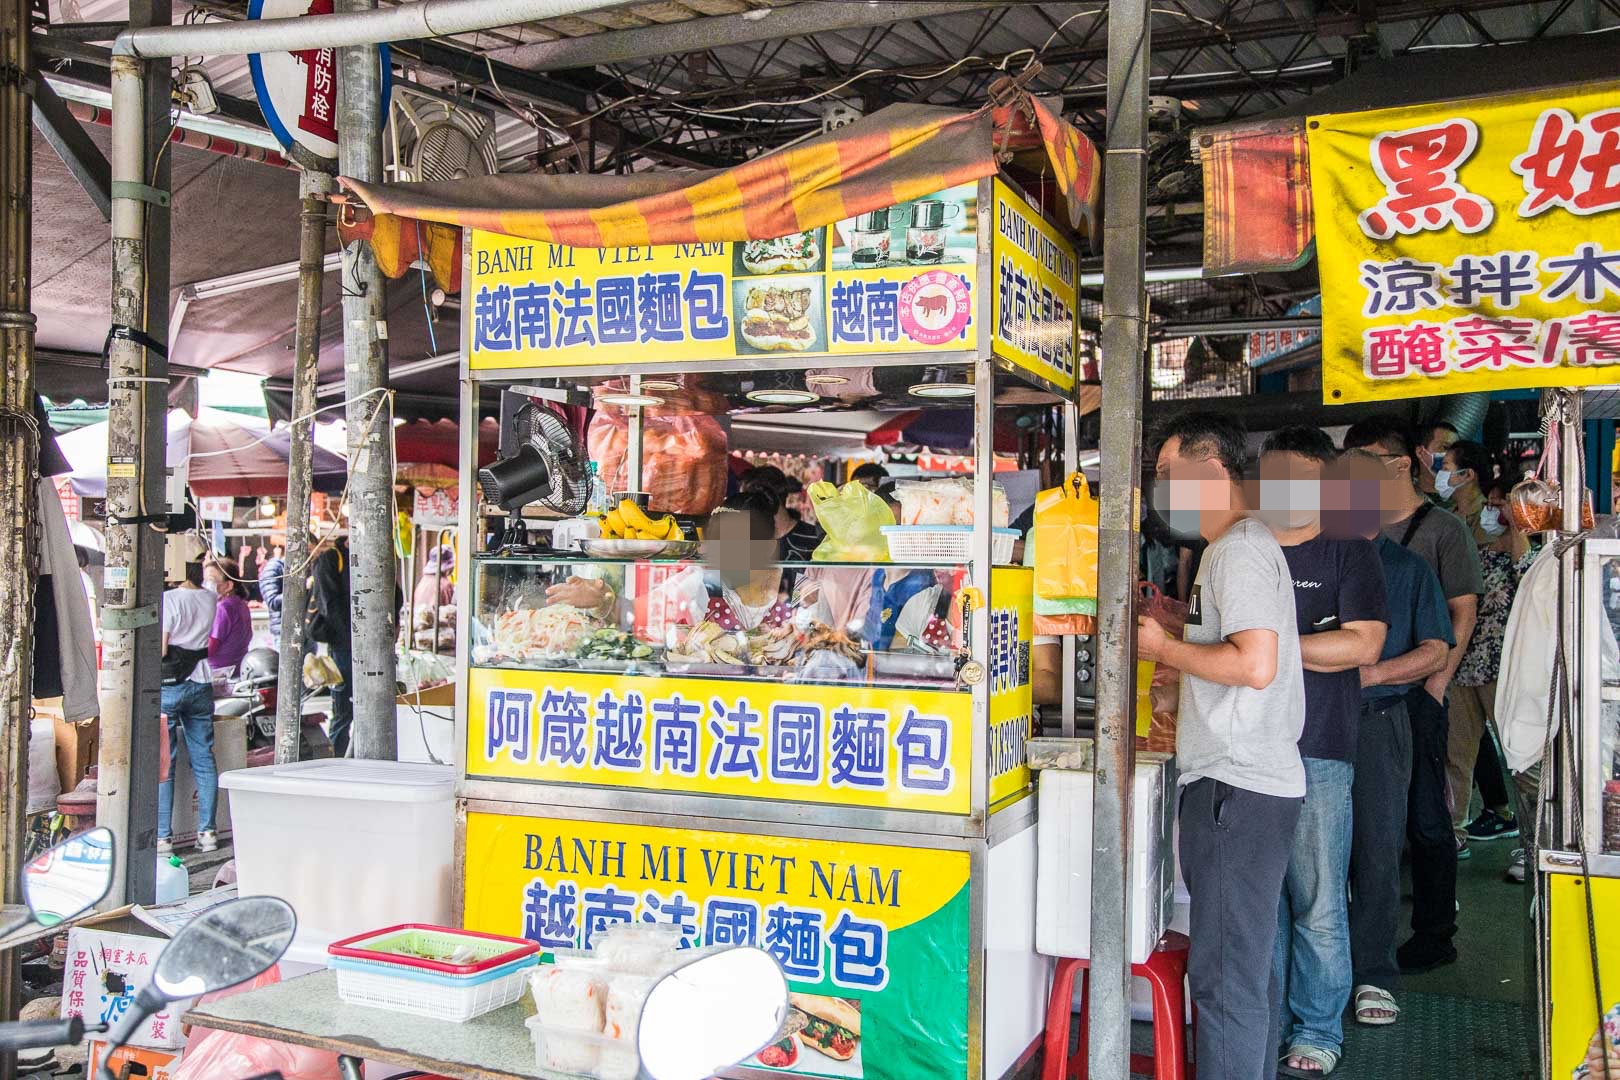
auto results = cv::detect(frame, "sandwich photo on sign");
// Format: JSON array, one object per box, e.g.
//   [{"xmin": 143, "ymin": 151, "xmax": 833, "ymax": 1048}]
[
  {"xmin": 736, "ymin": 229, "xmax": 825, "ymax": 276},
  {"xmin": 733, "ymin": 276, "xmax": 826, "ymax": 354}
]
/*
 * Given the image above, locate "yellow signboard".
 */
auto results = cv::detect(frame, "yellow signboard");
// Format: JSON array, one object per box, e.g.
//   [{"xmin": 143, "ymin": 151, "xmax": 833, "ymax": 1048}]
[
  {"xmin": 463, "ymin": 811, "xmax": 972, "ymax": 1079},
  {"xmin": 467, "ymin": 184, "xmax": 980, "ymax": 370},
  {"xmin": 1311, "ymin": 81, "xmax": 1620, "ymax": 403},
  {"xmin": 988, "ymin": 567, "xmax": 1034, "ymax": 807},
  {"xmin": 469, "ymin": 670, "xmax": 974, "ymax": 815},
  {"xmin": 990, "ymin": 178, "xmax": 1079, "ymax": 393},
  {"xmin": 1548, "ymin": 872, "xmax": 1620, "ymax": 1080}
]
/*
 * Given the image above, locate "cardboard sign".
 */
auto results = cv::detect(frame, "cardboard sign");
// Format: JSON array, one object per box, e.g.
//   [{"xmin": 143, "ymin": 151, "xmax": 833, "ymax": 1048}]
[{"xmin": 61, "ymin": 928, "xmax": 193, "ymax": 1049}]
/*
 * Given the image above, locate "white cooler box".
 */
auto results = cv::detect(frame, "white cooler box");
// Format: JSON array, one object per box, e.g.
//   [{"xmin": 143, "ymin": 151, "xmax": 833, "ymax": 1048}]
[
  {"xmin": 1035, "ymin": 753, "xmax": 1176, "ymax": 966},
  {"xmin": 219, "ymin": 760, "xmax": 456, "ymax": 964}
]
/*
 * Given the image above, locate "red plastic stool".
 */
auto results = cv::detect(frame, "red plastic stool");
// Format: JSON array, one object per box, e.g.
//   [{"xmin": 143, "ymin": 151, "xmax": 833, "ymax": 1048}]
[{"xmin": 1040, "ymin": 931, "xmax": 1192, "ymax": 1080}]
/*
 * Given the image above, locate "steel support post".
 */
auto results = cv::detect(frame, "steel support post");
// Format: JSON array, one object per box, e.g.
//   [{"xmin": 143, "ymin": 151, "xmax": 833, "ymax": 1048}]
[
  {"xmin": 1088, "ymin": 0, "xmax": 1152, "ymax": 1075},
  {"xmin": 337, "ymin": 13, "xmax": 397, "ymax": 760},
  {"xmin": 99, "ymin": 0, "xmax": 169, "ymax": 907},
  {"xmin": 1, "ymin": 0, "xmax": 41, "ymax": 1046},
  {"xmin": 275, "ymin": 171, "xmax": 333, "ymax": 764}
]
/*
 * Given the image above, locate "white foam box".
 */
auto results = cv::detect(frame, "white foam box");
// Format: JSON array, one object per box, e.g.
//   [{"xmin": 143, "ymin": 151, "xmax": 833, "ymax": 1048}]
[
  {"xmin": 1035, "ymin": 753, "xmax": 1176, "ymax": 966},
  {"xmin": 220, "ymin": 760, "xmax": 456, "ymax": 963}
]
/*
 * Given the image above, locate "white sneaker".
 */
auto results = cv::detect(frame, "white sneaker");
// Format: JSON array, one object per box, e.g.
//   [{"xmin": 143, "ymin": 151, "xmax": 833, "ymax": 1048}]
[
  {"xmin": 196, "ymin": 830, "xmax": 218, "ymax": 853},
  {"xmin": 156, "ymin": 837, "xmax": 174, "ymax": 855},
  {"xmin": 1505, "ymin": 848, "xmax": 1526, "ymax": 884}
]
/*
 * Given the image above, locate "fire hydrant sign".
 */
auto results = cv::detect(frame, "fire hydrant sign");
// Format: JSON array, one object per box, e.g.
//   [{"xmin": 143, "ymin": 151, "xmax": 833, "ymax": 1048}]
[
  {"xmin": 1310, "ymin": 80, "xmax": 1620, "ymax": 403},
  {"xmin": 246, "ymin": 0, "xmax": 390, "ymax": 164},
  {"xmin": 464, "ymin": 810, "xmax": 971, "ymax": 1080}
]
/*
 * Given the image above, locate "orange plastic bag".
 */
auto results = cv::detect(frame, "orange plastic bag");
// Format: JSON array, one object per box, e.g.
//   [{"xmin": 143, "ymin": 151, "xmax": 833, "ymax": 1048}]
[
  {"xmin": 588, "ymin": 410, "xmax": 728, "ymax": 515},
  {"xmin": 1032, "ymin": 473, "xmax": 1099, "ymax": 602},
  {"xmin": 173, "ymin": 965, "xmax": 342, "ymax": 1080}
]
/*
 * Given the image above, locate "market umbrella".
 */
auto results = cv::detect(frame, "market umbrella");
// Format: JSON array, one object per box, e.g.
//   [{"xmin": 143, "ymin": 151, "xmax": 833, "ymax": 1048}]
[{"xmin": 58, "ymin": 408, "xmax": 348, "ymax": 499}]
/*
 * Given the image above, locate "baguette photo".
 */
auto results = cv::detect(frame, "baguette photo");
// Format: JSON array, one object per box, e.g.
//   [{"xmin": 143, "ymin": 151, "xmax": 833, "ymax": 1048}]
[
  {"xmin": 741, "ymin": 232, "xmax": 821, "ymax": 274},
  {"xmin": 740, "ymin": 284, "xmax": 817, "ymax": 352},
  {"xmin": 789, "ymin": 992, "xmax": 861, "ymax": 1062}
]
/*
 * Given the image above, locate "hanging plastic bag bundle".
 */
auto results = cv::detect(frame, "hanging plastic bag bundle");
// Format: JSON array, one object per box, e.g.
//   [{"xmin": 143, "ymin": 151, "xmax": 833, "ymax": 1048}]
[
  {"xmin": 808, "ymin": 480, "xmax": 895, "ymax": 562},
  {"xmin": 1031, "ymin": 472, "xmax": 1099, "ymax": 606}
]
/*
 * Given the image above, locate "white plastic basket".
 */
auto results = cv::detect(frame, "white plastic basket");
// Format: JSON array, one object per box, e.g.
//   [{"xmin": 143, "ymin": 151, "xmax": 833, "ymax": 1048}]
[
  {"xmin": 882, "ymin": 525, "xmax": 1018, "ymax": 564},
  {"xmin": 331, "ymin": 956, "xmax": 534, "ymax": 1022}
]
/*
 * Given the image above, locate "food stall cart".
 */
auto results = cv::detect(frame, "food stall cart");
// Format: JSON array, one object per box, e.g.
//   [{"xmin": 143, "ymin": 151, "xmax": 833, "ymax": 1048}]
[{"xmin": 450, "ymin": 172, "xmax": 1083, "ymax": 1080}]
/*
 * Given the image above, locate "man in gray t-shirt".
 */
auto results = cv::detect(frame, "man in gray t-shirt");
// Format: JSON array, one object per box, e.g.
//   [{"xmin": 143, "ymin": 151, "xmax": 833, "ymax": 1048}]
[{"xmin": 1139, "ymin": 414, "xmax": 1305, "ymax": 1080}]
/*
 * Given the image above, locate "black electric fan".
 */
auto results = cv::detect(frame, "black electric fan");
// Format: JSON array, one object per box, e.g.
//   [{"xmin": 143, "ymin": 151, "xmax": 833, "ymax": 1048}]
[{"xmin": 477, "ymin": 403, "xmax": 590, "ymax": 551}]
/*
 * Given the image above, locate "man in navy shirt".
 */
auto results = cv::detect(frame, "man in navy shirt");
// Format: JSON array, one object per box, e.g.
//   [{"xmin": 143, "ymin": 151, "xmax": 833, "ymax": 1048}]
[
  {"xmin": 1260, "ymin": 429, "xmax": 1388, "ymax": 1077},
  {"xmin": 1329, "ymin": 449, "xmax": 1454, "ymax": 1029}
]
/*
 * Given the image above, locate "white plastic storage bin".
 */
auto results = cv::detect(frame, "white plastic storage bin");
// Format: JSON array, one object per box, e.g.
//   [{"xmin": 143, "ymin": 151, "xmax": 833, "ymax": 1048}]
[
  {"xmin": 219, "ymin": 760, "xmax": 456, "ymax": 962},
  {"xmin": 1035, "ymin": 754, "xmax": 1176, "ymax": 966}
]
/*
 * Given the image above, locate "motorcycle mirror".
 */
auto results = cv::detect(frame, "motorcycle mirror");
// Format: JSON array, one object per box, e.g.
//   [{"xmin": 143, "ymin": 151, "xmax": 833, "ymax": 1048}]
[
  {"xmin": 636, "ymin": 947, "xmax": 788, "ymax": 1080},
  {"xmin": 151, "ymin": 896, "xmax": 296, "ymax": 999},
  {"xmin": 22, "ymin": 827, "xmax": 115, "ymax": 927}
]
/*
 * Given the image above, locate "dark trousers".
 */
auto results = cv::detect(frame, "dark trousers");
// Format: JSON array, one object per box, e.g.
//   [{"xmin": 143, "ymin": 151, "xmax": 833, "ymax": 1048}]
[
  {"xmin": 1179, "ymin": 777, "xmax": 1303, "ymax": 1080},
  {"xmin": 329, "ymin": 639, "xmax": 354, "ymax": 758},
  {"xmin": 1473, "ymin": 725, "xmax": 1511, "ymax": 812},
  {"xmin": 1404, "ymin": 686, "xmax": 1457, "ymax": 945},
  {"xmin": 1349, "ymin": 697, "xmax": 1412, "ymax": 988}
]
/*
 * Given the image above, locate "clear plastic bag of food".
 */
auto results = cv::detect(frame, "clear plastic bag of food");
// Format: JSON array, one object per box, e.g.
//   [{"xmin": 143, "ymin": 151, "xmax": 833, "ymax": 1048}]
[{"xmin": 893, "ymin": 478, "xmax": 1009, "ymax": 526}]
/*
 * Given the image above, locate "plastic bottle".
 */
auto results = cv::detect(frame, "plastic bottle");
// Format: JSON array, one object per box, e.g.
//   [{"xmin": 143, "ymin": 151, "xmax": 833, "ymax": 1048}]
[{"xmin": 155, "ymin": 854, "xmax": 189, "ymax": 904}]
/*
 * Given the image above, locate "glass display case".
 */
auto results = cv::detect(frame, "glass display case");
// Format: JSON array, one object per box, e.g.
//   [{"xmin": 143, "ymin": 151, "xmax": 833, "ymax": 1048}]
[
  {"xmin": 1583, "ymin": 539, "xmax": 1620, "ymax": 857},
  {"xmin": 468, "ymin": 555, "xmax": 984, "ymax": 690}
]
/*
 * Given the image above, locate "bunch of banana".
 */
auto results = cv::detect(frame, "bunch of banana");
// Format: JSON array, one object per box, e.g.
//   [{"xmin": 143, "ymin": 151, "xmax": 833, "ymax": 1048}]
[{"xmin": 601, "ymin": 498, "xmax": 683, "ymax": 541}]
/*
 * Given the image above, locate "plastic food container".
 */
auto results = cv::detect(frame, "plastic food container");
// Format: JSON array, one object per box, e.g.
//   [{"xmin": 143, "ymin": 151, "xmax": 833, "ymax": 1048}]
[
  {"xmin": 527, "ymin": 1013, "xmax": 641, "ymax": 1080},
  {"xmin": 219, "ymin": 760, "xmax": 456, "ymax": 965},
  {"xmin": 330, "ymin": 952, "xmax": 538, "ymax": 1022},
  {"xmin": 882, "ymin": 525, "xmax": 1018, "ymax": 564}
]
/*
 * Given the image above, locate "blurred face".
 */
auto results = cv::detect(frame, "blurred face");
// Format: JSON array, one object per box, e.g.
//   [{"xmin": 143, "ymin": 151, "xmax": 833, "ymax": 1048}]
[
  {"xmin": 1154, "ymin": 436, "xmax": 1235, "ymax": 540},
  {"xmin": 704, "ymin": 510, "xmax": 777, "ymax": 589},
  {"xmin": 1258, "ymin": 451, "xmax": 1322, "ymax": 531},
  {"xmin": 1322, "ymin": 454, "xmax": 1388, "ymax": 540},
  {"xmin": 204, "ymin": 565, "xmax": 229, "ymax": 594},
  {"xmin": 1364, "ymin": 439, "xmax": 1418, "ymax": 515}
]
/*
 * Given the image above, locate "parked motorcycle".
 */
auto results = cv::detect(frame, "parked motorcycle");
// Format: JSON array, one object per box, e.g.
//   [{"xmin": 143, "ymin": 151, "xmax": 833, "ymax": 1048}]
[
  {"xmin": 217, "ymin": 648, "xmax": 333, "ymax": 760},
  {"xmin": 0, "ymin": 830, "xmax": 791, "ymax": 1080}
]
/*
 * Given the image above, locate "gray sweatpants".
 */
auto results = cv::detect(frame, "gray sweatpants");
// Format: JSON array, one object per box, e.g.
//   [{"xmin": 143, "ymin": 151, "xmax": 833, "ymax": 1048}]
[{"xmin": 1179, "ymin": 777, "xmax": 1303, "ymax": 1080}]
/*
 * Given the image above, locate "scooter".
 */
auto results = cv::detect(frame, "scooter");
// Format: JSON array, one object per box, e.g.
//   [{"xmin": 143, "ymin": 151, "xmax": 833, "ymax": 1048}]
[
  {"xmin": 0, "ymin": 832, "xmax": 794, "ymax": 1080},
  {"xmin": 217, "ymin": 648, "xmax": 333, "ymax": 760}
]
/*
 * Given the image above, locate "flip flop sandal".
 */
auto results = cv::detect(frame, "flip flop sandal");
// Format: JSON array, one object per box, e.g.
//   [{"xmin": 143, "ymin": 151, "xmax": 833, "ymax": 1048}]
[
  {"xmin": 1354, "ymin": 984, "xmax": 1400, "ymax": 1026},
  {"xmin": 1278, "ymin": 1044, "xmax": 1341, "ymax": 1078}
]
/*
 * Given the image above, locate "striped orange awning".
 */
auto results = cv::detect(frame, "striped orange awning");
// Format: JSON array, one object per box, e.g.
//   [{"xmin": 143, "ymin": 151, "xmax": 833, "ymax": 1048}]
[
  {"xmin": 338, "ymin": 89, "xmax": 1100, "ymax": 285},
  {"xmin": 1199, "ymin": 117, "xmax": 1315, "ymax": 276}
]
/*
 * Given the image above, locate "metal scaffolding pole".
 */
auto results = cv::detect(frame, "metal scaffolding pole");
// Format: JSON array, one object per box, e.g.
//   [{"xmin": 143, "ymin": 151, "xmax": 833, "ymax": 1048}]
[
  {"xmin": 1089, "ymin": 0, "xmax": 1152, "ymax": 1075},
  {"xmin": 99, "ymin": 0, "xmax": 170, "ymax": 906},
  {"xmin": 275, "ymin": 171, "xmax": 332, "ymax": 764},
  {"xmin": 1, "ymin": 0, "xmax": 41, "ymax": 1046},
  {"xmin": 337, "ymin": 6, "xmax": 397, "ymax": 760}
]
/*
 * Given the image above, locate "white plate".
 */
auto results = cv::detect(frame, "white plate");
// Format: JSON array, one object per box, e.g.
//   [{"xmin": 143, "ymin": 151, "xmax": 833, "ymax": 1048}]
[{"xmin": 578, "ymin": 539, "xmax": 699, "ymax": 559}]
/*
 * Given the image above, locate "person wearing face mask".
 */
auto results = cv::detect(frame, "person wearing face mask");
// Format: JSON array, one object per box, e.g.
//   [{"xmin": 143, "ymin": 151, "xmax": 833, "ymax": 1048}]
[
  {"xmin": 1416, "ymin": 421, "xmax": 1460, "ymax": 501},
  {"xmin": 204, "ymin": 557, "xmax": 253, "ymax": 680},
  {"xmin": 1341, "ymin": 418, "xmax": 1480, "ymax": 975},
  {"xmin": 1137, "ymin": 413, "xmax": 1306, "ymax": 1080},
  {"xmin": 1328, "ymin": 450, "xmax": 1454, "ymax": 1029},
  {"xmin": 1446, "ymin": 458, "xmax": 1529, "ymax": 857},
  {"xmin": 1256, "ymin": 428, "xmax": 1388, "ymax": 1078},
  {"xmin": 1433, "ymin": 439, "xmax": 1496, "ymax": 545}
]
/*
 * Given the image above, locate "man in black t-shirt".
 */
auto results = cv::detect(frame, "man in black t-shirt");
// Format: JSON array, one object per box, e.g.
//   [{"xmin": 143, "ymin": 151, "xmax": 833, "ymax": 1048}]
[{"xmin": 1260, "ymin": 428, "xmax": 1389, "ymax": 1077}]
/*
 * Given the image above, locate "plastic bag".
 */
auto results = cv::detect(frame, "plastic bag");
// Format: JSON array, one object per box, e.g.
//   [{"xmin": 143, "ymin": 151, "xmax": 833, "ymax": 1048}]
[
  {"xmin": 1032, "ymin": 473, "xmax": 1099, "ymax": 602},
  {"xmin": 173, "ymin": 965, "xmax": 342, "ymax": 1080},
  {"xmin": 588, "ymin": 410, "xmax": 728, "ymax": 516},
  {"xmin": 809, "ymin": 481, "xmax": 895, "ymax": 561},
  {"xmin": 1509, "ymin": 421, "xmax": 1596, "ymax": 533}
]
